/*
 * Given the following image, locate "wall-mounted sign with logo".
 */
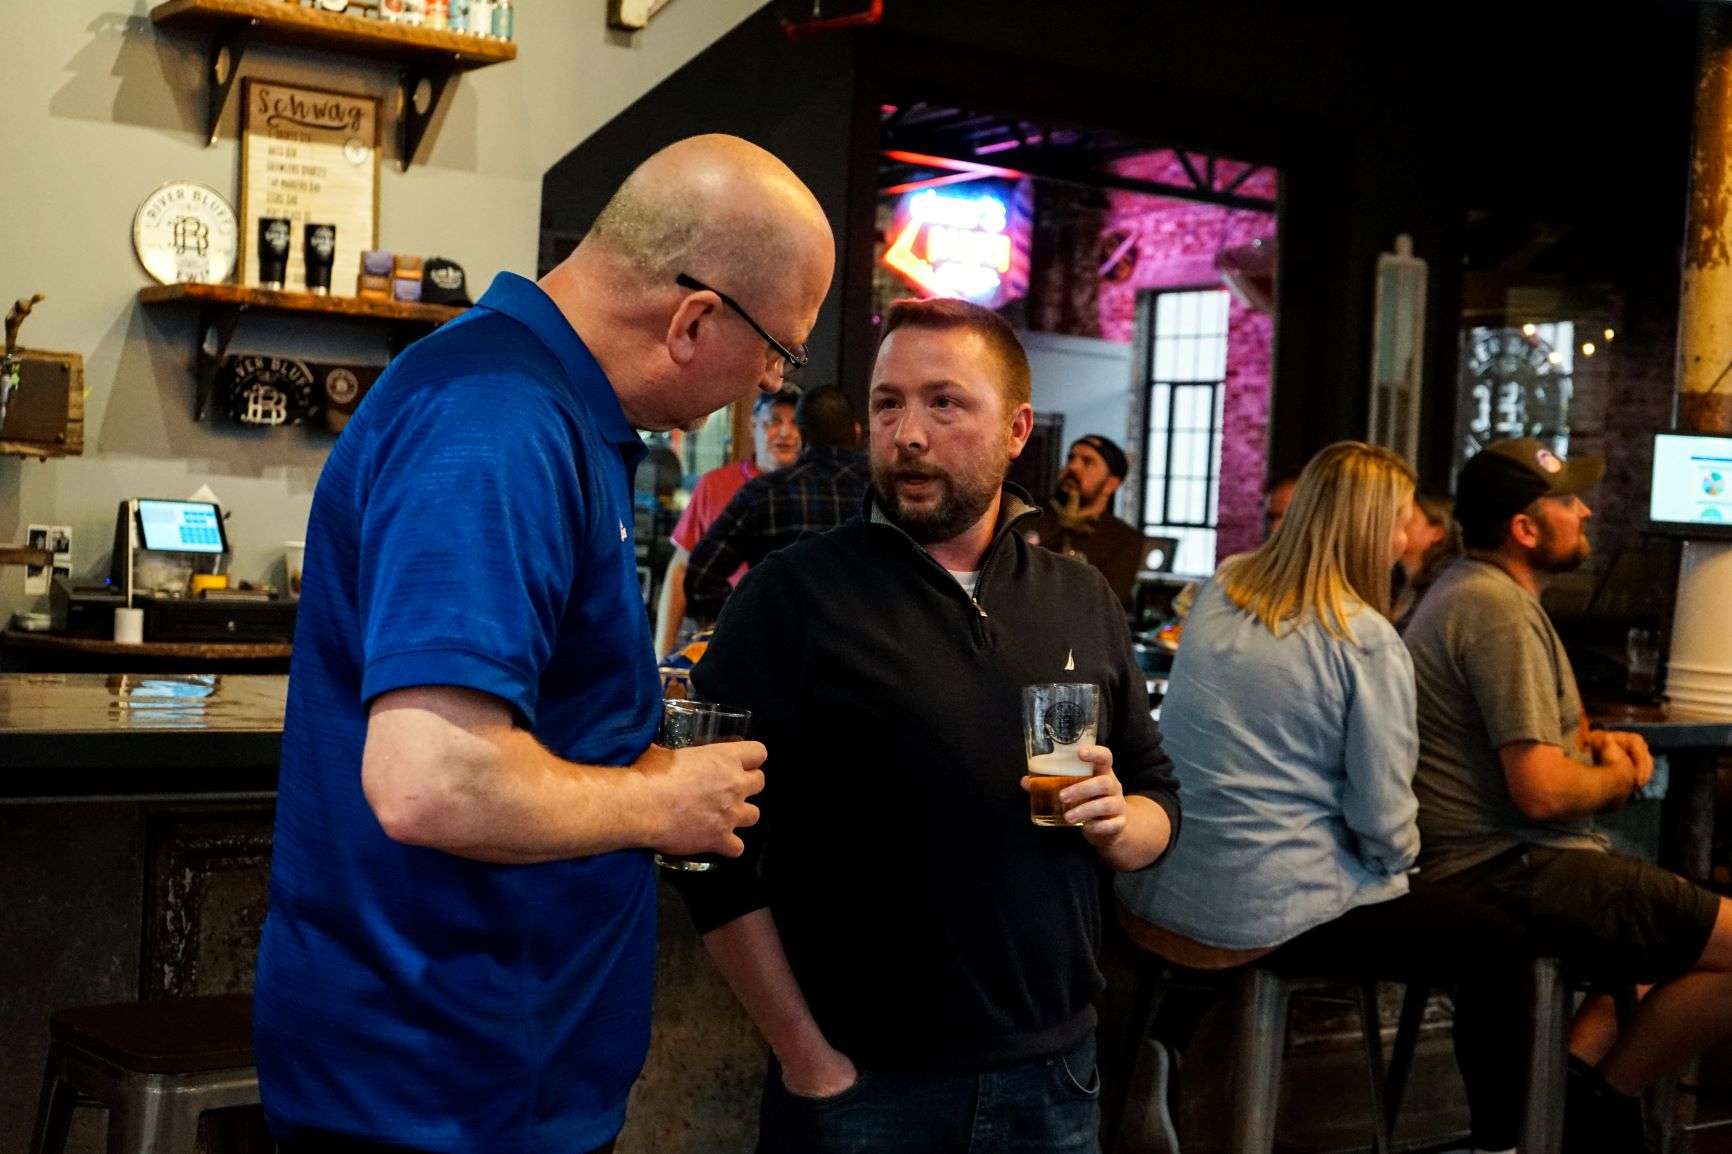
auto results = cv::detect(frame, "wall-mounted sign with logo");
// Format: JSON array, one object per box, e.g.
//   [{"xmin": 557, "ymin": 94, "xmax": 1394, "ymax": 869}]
[
  {"xmin": 239, "ymin": 80, "xmax": 379, "ymax": 296},
  {"xmin": 133, "ymin": 182, "xmax": 238, "ymax": 285},
  {"xmin": 882, "ymin": 187, "xmax": 1022, "ymax": 306}
]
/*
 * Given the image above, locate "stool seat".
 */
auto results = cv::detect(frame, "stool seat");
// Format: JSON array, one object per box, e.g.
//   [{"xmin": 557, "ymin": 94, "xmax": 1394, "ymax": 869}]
[
  {"xmin": 50, "ymin": 994, "xmax": 254, "ymax": 1074},
  {"xmin": 32, "ymin": 994, "xmax": 261, "ymax": 1154}
]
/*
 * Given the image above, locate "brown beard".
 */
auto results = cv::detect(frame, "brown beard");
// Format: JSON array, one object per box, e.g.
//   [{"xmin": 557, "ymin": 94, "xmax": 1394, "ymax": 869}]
[
  {"xmin": 870, "ymin": 447, "xmax": 1008, "ymax": 546},
  {"xmin": 1532, "ymin": 520, "xmax": 1591, "ymax": 574},
  {"xmin": 1058, "ymin": 472, "xmax": 1107, "ymax": 509}
]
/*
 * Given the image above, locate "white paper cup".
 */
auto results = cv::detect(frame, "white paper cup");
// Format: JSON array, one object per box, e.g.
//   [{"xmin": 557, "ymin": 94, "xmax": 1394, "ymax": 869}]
[
  {"xmin": 113, "ymin": 607, "xmax": 144, "ymax": 645},
  {"xmin": 284, "ymin": 540, "xmax": 305, "ymax": 597}
]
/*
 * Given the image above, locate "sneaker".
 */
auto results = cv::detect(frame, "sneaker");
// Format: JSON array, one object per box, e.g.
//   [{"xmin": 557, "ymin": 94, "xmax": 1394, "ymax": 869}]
[{"xmin": 1563, "ymin": 1058, "xmax": 1647, "ymax": 1154}]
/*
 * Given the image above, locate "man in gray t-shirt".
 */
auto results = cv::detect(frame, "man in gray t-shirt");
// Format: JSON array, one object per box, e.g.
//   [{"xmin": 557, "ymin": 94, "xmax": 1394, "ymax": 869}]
[
  {"xmin": 1405, "ymin": 437, "xmax": 1731, "ymax": 1153},
  {"xmin": 1406, "ymin": 555, "xmax": 1606, "ymax": 880}
]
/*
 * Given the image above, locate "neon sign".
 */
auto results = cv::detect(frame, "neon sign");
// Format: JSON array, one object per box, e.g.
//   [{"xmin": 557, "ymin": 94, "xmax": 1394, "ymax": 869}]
[{"xmin": 883, "ymin": 189, "xmax": 1013, "ymax": 303}]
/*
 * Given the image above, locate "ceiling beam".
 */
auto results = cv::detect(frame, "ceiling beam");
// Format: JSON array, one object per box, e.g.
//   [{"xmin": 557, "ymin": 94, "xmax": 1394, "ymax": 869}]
[{"xmin": 878, "ymin": 148, "xmax": 1276, "ymax": 213}]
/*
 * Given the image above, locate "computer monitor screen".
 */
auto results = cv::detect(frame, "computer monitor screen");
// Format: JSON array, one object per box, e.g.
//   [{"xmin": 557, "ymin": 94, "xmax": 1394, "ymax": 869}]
[
  {"xmin": 137, "ymin": 500, "xmax": 228, "ymax": 554},
  {"xmin": 1649, "ymin": 432, "xmax": 1732, "ymax": 540}
]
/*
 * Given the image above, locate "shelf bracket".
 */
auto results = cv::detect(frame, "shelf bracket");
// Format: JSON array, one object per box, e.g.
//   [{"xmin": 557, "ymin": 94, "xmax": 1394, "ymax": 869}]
[
  {"xmin": 204, "ymin": 18, "xmax": 258, "ymax": 146},
  {"xmin": 193, "ymin": 304, "xmax": 247, "ymax": 421},
  {"xmin": 399, "ymin": 65, "xmax": 456, "ymax": 170}
]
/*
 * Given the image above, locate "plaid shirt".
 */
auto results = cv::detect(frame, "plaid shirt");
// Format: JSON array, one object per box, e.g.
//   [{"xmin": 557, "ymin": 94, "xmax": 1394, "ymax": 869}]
[{"xmin": 684, "ymin": 444, "xmax": 870, "ymax": 620}]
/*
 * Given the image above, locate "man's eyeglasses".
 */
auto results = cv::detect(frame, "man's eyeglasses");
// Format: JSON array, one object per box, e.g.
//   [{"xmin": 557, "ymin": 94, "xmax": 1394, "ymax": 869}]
[{"xmin": 676, "ymin": 273, "xmax": 809, "ymax": 377}]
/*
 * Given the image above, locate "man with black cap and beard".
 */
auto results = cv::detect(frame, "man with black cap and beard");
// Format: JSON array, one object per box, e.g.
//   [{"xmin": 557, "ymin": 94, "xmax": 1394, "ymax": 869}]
[
  {"xmin": 1031, "ymin": 434, "xmax": 1143, "ymax": 609},
  {"xmin": 671, "ymin": 297, "xmax": 1179, "ymax": 1153},
  {"xmin": 1405, "ymin": 437, "xmax": 1732, "ymax": 1154}
]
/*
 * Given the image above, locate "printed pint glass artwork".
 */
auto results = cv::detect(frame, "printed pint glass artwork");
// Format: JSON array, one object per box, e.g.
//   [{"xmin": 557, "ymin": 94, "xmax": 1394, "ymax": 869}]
[{"xmin": 1022, "ymin": 682, "xmax": 1099, "ymax": 827}]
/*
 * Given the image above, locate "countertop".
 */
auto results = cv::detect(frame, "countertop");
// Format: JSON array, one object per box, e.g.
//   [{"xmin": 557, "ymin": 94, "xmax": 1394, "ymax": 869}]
[{"xmin": 0, "ymin": 673, "xmax": 285, "ymax": 797}]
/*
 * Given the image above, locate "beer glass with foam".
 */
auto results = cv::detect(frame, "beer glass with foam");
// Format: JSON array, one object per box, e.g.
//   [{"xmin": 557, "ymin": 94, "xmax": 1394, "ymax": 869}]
[
  {"xmin": 1021, "ymin": 683, "xmax": 1100, "ymax": 826},
  {"xmin": 653, "ymin": 698, "xmax": 752, "ymax": 872}
]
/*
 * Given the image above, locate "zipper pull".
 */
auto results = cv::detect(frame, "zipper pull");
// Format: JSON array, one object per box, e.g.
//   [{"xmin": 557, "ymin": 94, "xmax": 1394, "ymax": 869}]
[{"xmin": 972, "ymin": 599, "xmax": 988, "ymax": 618}]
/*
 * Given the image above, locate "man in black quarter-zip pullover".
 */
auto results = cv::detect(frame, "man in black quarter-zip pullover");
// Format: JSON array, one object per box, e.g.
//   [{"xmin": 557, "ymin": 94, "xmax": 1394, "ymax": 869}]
[{"xmin": 674, "ymin": 297, "xmax": 1179, "ymax": 1154}]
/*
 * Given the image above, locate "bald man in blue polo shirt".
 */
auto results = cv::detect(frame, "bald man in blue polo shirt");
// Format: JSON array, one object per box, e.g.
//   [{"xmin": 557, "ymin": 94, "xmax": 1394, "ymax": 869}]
[{"xmin": 255, "ymin": 135, "xmax": 834, "ymax": 1154}]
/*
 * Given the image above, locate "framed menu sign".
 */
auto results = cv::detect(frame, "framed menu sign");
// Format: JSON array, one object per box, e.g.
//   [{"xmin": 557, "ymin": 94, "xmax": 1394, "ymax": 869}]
[{"xmin": 239, "ymin": 80, "xmax": 379, "ymax": 295}]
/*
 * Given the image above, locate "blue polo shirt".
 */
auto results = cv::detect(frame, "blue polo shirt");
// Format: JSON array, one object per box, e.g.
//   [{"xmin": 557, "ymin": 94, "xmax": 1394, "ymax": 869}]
[{"xmin": 256, "ymin": 273, "xmax": 660, "ymax": 1153}]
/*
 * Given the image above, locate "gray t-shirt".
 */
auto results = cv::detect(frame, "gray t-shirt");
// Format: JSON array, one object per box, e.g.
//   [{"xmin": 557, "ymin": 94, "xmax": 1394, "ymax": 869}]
[{"xmin": 1403, "ymin": 558, "xmax": 1606, "ymax": 880}]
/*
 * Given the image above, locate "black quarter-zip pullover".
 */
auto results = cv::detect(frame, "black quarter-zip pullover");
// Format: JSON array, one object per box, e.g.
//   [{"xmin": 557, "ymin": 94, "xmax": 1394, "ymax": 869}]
[{"xmin": 677, "ymin": 487, "xmax": 1180, "ymax": 1073}]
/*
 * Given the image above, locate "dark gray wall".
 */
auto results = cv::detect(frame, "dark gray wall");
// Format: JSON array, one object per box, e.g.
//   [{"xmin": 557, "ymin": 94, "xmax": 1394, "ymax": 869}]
[
  {"xmin": 541, "ymin": 6, "xmax": 863, "ymax": 399},
  {"xmin": 543, "ymin": 0, "xmax": 1697, "ymax": 487}
]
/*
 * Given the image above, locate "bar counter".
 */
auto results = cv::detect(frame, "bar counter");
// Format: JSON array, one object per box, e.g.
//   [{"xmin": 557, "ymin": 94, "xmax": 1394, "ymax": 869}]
[
  {"xmin": 0, "ymin": 673, "xmax": 763, "ymax": 1154},
  {"xmin": 0, "ymin": 672, "xmax": 284, "ymax": 798}
]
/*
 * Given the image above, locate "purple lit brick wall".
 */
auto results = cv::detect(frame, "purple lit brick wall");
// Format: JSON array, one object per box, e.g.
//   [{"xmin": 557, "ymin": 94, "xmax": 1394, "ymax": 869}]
[{"xmin": 1099, "ymin": 153, "xmax": 1278, "ymax": 562}]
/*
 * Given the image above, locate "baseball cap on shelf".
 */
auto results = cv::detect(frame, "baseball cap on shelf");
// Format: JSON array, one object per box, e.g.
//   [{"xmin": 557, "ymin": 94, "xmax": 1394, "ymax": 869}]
[
  {"xmin": 1072, "ymin": 434, "xmax": 1129, "ymax": 480},
  {"xmin": 420, "ymin": 257, "xmax": 472, "ymax": 307},
  {"xmin": 1456, "ymin": 437, "xmax": 1605, "ymax": 535}
]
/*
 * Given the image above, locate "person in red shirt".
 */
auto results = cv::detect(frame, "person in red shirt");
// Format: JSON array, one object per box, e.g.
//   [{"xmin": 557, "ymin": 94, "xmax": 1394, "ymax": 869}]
[{"xmin": 655, "ymin": 385, "xmax": 801, "ymax": 656}]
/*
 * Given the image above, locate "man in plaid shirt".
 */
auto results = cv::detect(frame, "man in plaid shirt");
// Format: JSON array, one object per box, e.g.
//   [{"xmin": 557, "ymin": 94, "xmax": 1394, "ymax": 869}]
[{"xmin": 684, "ymin": 385, "xmax": 866, "ymax": 622}]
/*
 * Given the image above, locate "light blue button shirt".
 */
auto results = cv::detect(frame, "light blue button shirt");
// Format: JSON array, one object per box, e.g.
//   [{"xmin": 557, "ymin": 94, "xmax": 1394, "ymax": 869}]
[{"xmin": 1117, "ymin": 580, "xmax": 1419, "ymax": 950}]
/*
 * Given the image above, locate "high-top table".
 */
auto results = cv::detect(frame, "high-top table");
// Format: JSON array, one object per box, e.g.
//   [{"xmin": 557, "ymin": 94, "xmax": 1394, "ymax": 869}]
[{"xmin": 1594, "ymin": 700, "xmax": 1732, "ymax": 885}]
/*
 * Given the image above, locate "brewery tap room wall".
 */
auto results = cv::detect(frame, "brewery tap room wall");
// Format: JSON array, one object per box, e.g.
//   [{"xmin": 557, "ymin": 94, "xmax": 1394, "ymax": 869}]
[{"xmin": 0, "ymin": 0, "xmax": 765, "ymax": 620}]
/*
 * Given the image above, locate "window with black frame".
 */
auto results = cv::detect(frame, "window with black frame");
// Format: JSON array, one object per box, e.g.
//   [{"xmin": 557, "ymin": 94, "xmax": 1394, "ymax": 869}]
[{"xmin": 1140, "ymin": 288, "xmax": 1230, "ymax": 577}]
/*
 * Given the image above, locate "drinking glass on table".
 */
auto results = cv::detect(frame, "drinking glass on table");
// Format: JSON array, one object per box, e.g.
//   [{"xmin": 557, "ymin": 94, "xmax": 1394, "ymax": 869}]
[
  {"xmin": 1022, "ymin": 683, "xmax": 1100, "ymax": 827},
  {"xmin": 653, "ymin": 698, "xmax": 752, "ymax": 872},
  {"xmin": 1627, "ymin": 628, "xmax": 1661, "ymax": 701}
]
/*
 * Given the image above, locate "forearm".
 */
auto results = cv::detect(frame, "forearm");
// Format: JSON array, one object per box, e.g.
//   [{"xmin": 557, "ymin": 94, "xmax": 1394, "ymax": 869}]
[
  {"xmin": 1503, "ymin": 744, "xmax": 1637, "ymax": 822},
  {"xmin": 1341, "ymin": 780, "xmax": 1420, "ymax": 874},
  {"xmin": 1348, "ymin": 816, "xmax": 1420, "ymax": 875},
  {"xmin": 1096, "ymin": 794, "xmax": 1172, "ymax": 872},
  {"xmin": 655, "ymin": 554, "xmax": 689, "ymax": 657},
  {"xmin": 1542, "ymin": 769, "xmax": 1633, "ymax": 821},
  {"xmin": 363, "ymin": 698, "xmax": 658, "ymax": 863},
  {"xmin": 703, "ymin": 908, "xmax": 836, "ymax": 1065}
]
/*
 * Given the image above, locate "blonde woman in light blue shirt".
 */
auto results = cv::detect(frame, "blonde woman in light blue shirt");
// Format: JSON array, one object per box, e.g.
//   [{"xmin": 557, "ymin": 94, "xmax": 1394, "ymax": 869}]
[{"xmin": 1116, "ymin": 441, "xmax": 1534, "ymax": 1154}]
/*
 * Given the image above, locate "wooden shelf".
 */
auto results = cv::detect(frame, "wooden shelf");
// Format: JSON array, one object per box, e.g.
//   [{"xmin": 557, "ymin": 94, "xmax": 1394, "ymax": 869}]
[
  {"xmin": 0, "ymin": 547, "xmax": 53, "ymax": 568},
  {"xmin": 139, "ymin": 283, "xmax": 464, "ymax": 326},
  {"xmin": 149, "ymin": 0, "xmax": 516, "ymax": 166},
  {"xmin": 0, "ymin": 444, "xmax": 65, "ymax": 461},
  {"xmin": 138, "ymin": 283, "xmax": 465, "ymax": 419},
  {"xmin": 150, "ymin": 0, "xmax": 516, "ymax": 68}
]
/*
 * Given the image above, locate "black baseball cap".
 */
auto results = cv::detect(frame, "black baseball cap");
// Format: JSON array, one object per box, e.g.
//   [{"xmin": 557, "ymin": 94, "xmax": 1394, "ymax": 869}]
[
  {"xmin": 1072, "ymin": 434, "xmax": 1129, "ymax": 480},
  {"xmin": 1456, "ymin": 437, "xmax": 1605, "ymax": 536},
  {"xmin": 421, "ymin": 257, "xmax": 472, "ymax": 307}
]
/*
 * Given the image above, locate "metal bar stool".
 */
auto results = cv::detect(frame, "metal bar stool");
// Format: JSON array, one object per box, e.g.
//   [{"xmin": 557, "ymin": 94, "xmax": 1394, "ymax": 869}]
[
  {"xmin": 1116, "ymin": 957, "xmax": 1576, "ymax": 1154},
  {"xmin": 1226, "ymin": 968, "xmax": 1393, "ymax": 1154},
  {"xmin": 1106, "ymin": 959, "xmax": 1396, "ymax": 1154},
  {"xmin": 1383, "ymin": 959, "xmax": 1597, "ymax": 1154},
  {"xmin": 29, "ymin": 994, "xmax": 259, "ymax": 1154}
]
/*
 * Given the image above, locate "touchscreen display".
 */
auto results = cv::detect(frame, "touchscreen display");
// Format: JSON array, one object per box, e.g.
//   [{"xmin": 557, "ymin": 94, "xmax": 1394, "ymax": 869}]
[{"xmin": 137, "ymin": 500, "xmax": 226, "ymax": 554}]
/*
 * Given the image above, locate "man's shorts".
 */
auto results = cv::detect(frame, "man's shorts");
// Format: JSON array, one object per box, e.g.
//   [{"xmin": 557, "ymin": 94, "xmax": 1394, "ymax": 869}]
[{"xmin": 1438, "ymin": 846, "xmax": 1721, "ymax": 985}]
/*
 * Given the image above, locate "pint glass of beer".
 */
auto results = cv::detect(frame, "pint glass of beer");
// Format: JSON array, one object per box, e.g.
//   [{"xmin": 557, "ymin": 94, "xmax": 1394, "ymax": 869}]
[
  {"xmin": 653, "ymin": 698, "xmax": 752, "ymax": 872},
  {"xmin": 1022, "ymin": 683, "xmax": 1100, "ymax": 827}
]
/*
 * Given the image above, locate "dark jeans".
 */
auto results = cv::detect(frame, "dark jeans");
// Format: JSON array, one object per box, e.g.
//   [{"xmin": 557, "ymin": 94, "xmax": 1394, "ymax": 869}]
[
  {"xmin": 757, "ymin": 1035, "xmax": 1102, "ymax": 1154},
  {"xmin": 278, "ymin": 1136, "xmax": 615, "ymax": 1154}
]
